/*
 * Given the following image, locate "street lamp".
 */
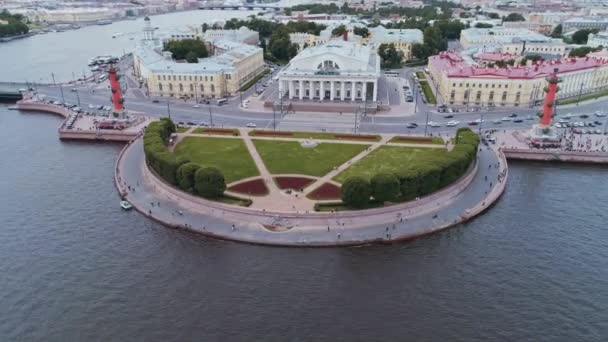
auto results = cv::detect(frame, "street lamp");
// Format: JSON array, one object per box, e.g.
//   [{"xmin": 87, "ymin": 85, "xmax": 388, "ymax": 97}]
[
  {"xmin": 166, "ymin": 101, "xmax": 171, "ymax": 120},
  {"xmin": 75, "ymin": 89, "xmax": 81, "ymax": 107},
  {"xmin": 208, "ymin": 106, "xmax": 213, "ymax": 127},
  {"xmin": 576, "ymin": 82, "xmax": 585, "ymax": 106},
  {"xmin": 424, "ymin": 110, "xmax": 430, "ymax": 136}
]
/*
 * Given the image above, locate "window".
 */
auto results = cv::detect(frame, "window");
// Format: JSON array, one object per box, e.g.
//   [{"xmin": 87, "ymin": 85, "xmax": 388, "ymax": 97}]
[
  {"xmin": 200, "ymin": 84, "xmax": 204, "ymax": 92},
  {"xmin": 189, "ymin": 76, "xmax": 192, "ymax": 81},
  {"xmin": 476, "ymin": 91, "xmax": 482, "ymax": 100},
  {"xmin": 157, "ymin": 75, "xmax": 161, "ymax": 80},
  {"xmin": 518, "ymin": 84, "xmax": 522, "ymax": 89},
  {"xmin": 179, "ymin": 83, "xmax": 183, "ymax": 92},
  {"xmin": 211, "ymin": 84, "xmax": 215, "ymax": 92},
  {"xmin": 189, "ymin": 84, "xmax": 193, "ymax": 92},
  {"xmin": 502, "ymin": 91, "xmax": 507, "ymax": 101},
  {"xmin": 172, "ymin": 75, "xmax": 176, "ymax": 81},
  {"xmin": 210, "ymin": 76, "xmax": 213, "ymax": 81},
  {"xmin": 158, "ymin": 83, "xmax": 163, "ymax": 91},
  {"xmin": 169, "ymin": 83, "xmax": 173, "ymax": 91},
  {"xmin": 485, "ymin": 84, "xmax": 489, "ymax": 88},
  {"xmin": 489, "ymin": 91, "xmax": 494, "ymax": 101},
  {"xmin": 178, "ymin": 75, "xmax": 182, "ymax": 81},
  {"xmin": 205, "ymin": 76, "xmax": 208, "ymax": 81},
  {"xmin": 450, "ymin": 90, "xmax": 455, "ymax": 100},
  {"xmin": 491, "ymin": 84, "xmax": 495, "ymax": 88}
]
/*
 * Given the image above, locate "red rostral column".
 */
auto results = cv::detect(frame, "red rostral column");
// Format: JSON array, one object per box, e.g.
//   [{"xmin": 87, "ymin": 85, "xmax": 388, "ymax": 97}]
[
  {"xmin": 108, "ymin": 65, "xmax": 124, "ymax": 112},
  {"xmin": 540, "ymin": 67, "xmax": 560, "ymax": 127}
]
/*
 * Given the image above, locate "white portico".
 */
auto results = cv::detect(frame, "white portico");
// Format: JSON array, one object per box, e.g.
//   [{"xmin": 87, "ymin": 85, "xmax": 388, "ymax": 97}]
[{"xmin": 278, "ymin": 41, "xmax": 381, "ymax": 103}]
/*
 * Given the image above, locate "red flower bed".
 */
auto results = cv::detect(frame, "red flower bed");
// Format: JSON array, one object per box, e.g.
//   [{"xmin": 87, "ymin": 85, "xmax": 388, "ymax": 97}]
[
  {"xmin": 393, "ymin": 136, "xmax": 434, "ymax": 143},
  {"xmin": 334, "ymin": 134, "xmax": 378, "ymax": 140},
  {"xmin": 252, "ymin": 130, "xmax": 293, "ymax": 137},
  {"xmin": 228, "ymin": 178, "xmax": 269, "ymax": 196},
  {"xmin": 307, "ymin": 183, "xmax": 341, "ymax": 200},
  {"xmin": 205, "ymin": 128, "xmax": 237, "ymax": 134},
  {"xmin": 274, "ymin": 176, "xmax": 314, "ymax": 190}
]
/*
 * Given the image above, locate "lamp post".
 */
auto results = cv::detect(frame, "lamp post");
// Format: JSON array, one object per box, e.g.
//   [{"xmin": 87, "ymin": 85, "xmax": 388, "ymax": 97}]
[
  {"xmin": 240, "ymin": 90, "xmax": 243, "ymax": 107},
  {"xmin": 424, "ymin": 110, "xmax": 430, "ymax": 136},
  {"xmin": 576, "ymin": 81, "xmax": 584, "ymax": 106},
  {"xmin": 75, "ymin": 89, "xmax": 81, "ymax": 107},
  {"xmin": 59, "ymin": 85, "xmax": 65, "ymax": 104},
  {"xmin": 51, "ymin": 72, "xmax": 56, "ymax": 85},
  {"xmin": 354, "ymin": 107, "xmax": 359, "ymax": 134},
  {"xmin": 208, "ymin": 106, "xmax": 213, "ymax": 127},
  {"xmin": 166, "ymin": 101, "xmax": 171, "ymax": 120}
]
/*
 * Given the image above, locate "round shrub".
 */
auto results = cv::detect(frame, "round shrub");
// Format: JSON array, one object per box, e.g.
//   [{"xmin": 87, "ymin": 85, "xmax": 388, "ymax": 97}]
[
  {"xmin": 370, "ymin": 173, "xmax": 400, "ymax": 202},
  {"xmin": 176, "ymin": 162, "xmax": 201, "ymax": 193},
  {"xmin": 194, "ymin": 167, "xmax": 226, "ymax": 199},
  {"xmin": 341, "ymin": 176, "xmax": 372, "ymax": 208},
  {"xmin": 396, "ymin": 167, "xmax": 420, "ymax": 201}
]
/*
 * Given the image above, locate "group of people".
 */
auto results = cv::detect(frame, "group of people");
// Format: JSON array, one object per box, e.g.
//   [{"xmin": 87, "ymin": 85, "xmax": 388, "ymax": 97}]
[{"xmin": 561, "ymin": 130, "xmax": 607, "ymax": 153}]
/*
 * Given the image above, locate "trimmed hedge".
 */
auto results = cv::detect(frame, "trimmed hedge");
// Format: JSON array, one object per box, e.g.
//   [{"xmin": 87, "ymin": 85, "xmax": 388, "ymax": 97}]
[
  {"xmin": 340, "ymin": 128, "xmax": 479, "ymax": 208},
  {"xmin": 143, "ymin": 118, "xmax": 227, "ymax": 200}
]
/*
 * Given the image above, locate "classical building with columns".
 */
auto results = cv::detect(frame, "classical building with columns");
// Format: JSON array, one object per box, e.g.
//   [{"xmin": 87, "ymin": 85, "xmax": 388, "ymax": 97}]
[{"xmin": 277, "ymin": 41, "xmax": 381, "ymax": 102}]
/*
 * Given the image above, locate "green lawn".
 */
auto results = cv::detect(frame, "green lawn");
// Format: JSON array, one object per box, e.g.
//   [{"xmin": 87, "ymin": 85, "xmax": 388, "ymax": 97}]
[
  {"xmin": 253, "ymin": 140, "xmax": 368, "ymax": 177},
  {"xmin": 415, "ymin": 71, "xmax": 426, "ymax": 79},
  {"xmin": 558, "ymin": 89, "xmax": 608, "ymax": 105},
  {"xmin": 249, "ymin": 130, "xmax": 381, "ymax": 142},
  {"xmin": 419, "ymin": 80, "xmax": 437, "ymax": 104},
  {"xmin": 173, "ymin": 136, "xmax": 259, "ymax": 183},
  {"xmin": 176, "ymin": 127, "xmax": 190, "ymax": 133},
  {"xmin": 334, "ymin": 146, "xmax": 448, "ymax": 183}
]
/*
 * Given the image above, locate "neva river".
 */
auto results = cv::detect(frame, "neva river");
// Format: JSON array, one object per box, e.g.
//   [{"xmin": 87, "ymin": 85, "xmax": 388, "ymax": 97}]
[{"xmin": 1, "ymin": 10, "xmax": 608, "ymax": 341}]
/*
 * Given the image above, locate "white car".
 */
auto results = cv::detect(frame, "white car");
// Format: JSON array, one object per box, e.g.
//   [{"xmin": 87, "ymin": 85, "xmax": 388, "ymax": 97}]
[
  {"xmin": 192, "ymin": 104, "xmax": 200, "ymax": 108},
  {"xmin": 446, "ymin": 120, "xmax": 460, "ymax": 127},
  {"xmin": 594, "ymin": 111, "xmax": 607, "ymax": 117},
  {"xmin": 246, "ymin": 123, "xmax": 257, "ymax": 128},
  {"xmin": 501, "ymin": 117, "xmax": 511, "ymax": 121},
  {"xmin": 564, "ymin": 113, "xmax": 575, "ymax": 119},
  {"xmin": 428, "ymin": 121, "xmax": 441, "ymax": 127},
  {"xmin": 88, "ymin": 104, "xmax": 95, "ymax": 109},
  {"xmin": 475, "ymin": 118, "xmax": 485, "ymax": 123},
  {"xmin": 242, "ymin": 103, "xmax": 249, "ymax": 108}
]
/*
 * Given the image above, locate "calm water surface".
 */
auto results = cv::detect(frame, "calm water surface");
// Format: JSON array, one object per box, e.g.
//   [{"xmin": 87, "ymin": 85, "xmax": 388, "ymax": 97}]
[{"xmin": 0, "ymin": 106, "xmax": 607, "ymax": 341}]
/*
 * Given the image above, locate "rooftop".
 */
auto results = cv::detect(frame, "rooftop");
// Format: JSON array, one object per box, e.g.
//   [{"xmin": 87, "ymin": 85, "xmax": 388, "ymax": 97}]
[
  {"xmin": 461, "ymin": 28, "xmax": 560, "ymax": 44},
  {"xmin": 430, "ymin": 51, "xmax": 608, "ymax": 80},
  {"xmin": 368, "ymin": 26, "xmax": 423, "ymax": 44}
]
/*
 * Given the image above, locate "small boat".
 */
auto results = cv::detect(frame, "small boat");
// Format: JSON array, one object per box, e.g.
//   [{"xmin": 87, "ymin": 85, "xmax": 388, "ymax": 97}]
[{"xmin": 120, "ymin": 200, "xmax": 133, "ymax": 210}]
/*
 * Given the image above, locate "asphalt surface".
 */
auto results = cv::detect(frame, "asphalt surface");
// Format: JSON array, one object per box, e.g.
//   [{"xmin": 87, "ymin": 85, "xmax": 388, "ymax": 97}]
[{"xmin": 31, "ymin": 63, "xmax": 608, "ymax": 136}]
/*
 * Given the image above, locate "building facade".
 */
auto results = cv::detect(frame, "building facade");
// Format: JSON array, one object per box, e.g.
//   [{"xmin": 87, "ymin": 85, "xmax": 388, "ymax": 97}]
[
  {"xmin": 278, "ymin": 41, "xmax": 381, "ymax": 102},
  {"xmin": 428, "ymin": 51, "xmax": 608, "ymax": 108},
  {"xmin": 562, "ymin": 17, "xmax": 608, "ymax": 33},
  {"xmin": 200, "ymin": 27, "xmax": 259, "ymax": 46},
  {"xmin": 133, "ymin": 17, "xmax": 265, "ymax": 100},
  {"xmin": 368, "ymin": 26, "xmax": 423, "ymax": 61},
  {"xmin": 460, "ymin": 27, "xmax": 567, "ymax": 57},
  {"xmin": 587, "ymin": 30, "xmax": 608, "ymax": 48}
]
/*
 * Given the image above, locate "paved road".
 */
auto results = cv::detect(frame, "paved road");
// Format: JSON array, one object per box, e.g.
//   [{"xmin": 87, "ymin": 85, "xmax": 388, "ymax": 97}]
[{"xmin": 32, "ymin": 62, "xmax": 608, "ymax": 137}]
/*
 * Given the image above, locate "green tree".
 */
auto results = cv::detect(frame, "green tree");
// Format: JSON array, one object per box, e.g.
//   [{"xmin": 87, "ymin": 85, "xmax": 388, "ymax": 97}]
[
  {"xmin": 163, "ymin": 39, "xmax": 208, "ymax": 62},
  {"xmin": 370, "ymin": 173, "xmax": 400, "ymax": 202},
  {"xmin": 503, "ymin": 13, "xmax": 525, "ymax": 22},
  {"xmin": 571, "ymin": 29, "xmax": 597, "ymax": 44},
  {"xmin": 194, "ymin": 167, "xmax": 226, "ymax": 199},
  {"xmin": 353, "ymin": 26, "xmax": 370, "ymax": 38},
  {"xmin": 550, "ymin": 24, "xmax": 562, "ymax": 38},
  {"xmin": 487, "ymin": 12, "xmax": 500, "ymax": 19},
  {"xmin": 268, "ymin": 26, "xmax": 298, "ymax": 62},
  {"xmin": 341, "ymin": 176, "xmax": 372, "ymax": 208},
  {"xmin": 176, "ymin": 162, "xmax": 201, "ymax": 193},
  {"xmin": 331, "ymin": 24, "xmax": 346, "ymax": 37},
  {"xmin": 378, "ymin": 43, "xmax": 403, "ymax": 67},
  {"xmin": 202, "ymin": 23, "xmax": 209, "ymax": 32},
  {"xmin": 475, "ymin": 22, "xmax": 493, "ymax": 28},
  {"xmin": 569, "ymin": 46, "xmax": 600, "ymax": 57}
]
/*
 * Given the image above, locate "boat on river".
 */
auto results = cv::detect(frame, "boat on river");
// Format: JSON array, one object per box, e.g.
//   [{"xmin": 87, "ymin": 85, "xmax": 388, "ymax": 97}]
[{"xmin": 120, "ymin": 201, "xmax": 133, "ymax": 210}]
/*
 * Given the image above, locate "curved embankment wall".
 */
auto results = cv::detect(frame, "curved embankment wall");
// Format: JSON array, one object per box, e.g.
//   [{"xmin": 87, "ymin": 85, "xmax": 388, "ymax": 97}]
[
  {"xmin": 503, "ymin": 148, "xmax": 608, "ymax": 164},
  {"xmin": 114, "ymin": 138, "xmax": 510, "ymax": 247}
]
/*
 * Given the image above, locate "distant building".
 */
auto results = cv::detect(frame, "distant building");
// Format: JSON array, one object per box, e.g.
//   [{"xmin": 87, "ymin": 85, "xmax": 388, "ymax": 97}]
[
  {"xmin": 428, "ymin": 51, "xmax": 608, "ymax": 107},
  {"xmin": 12, "ymin": 7, "xmax": 120, "ymax": 23},
  {"xmin": 368, "ymin": 26, "xmax": 423, "ymax": 61},
  {"xmin": 278, "ymin": 40, "xmax": 381, "ymax": 102},
  {"xmin": 562, "ymin": 17, "xmax": 608, "ymax": 33},
  {"xmin": 460, "ymin": 28, "xmax": 567, "ymax": 57},
  {"xmin": 201, "ymin": 27, "xmax": 259, "ymax": 46},
  {"xmin": 133, "ymin": 17, "xmax": 265, "ymax": 99},
  {"xmin": 588, "ymin": 30, "xmax": 608, "ymax": 48}
]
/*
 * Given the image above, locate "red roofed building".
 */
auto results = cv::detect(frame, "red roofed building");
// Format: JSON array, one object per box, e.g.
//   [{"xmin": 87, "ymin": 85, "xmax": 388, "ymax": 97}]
[{"xmin": 428, "ymin": 51, "xmax": 608, "ymax": 107}]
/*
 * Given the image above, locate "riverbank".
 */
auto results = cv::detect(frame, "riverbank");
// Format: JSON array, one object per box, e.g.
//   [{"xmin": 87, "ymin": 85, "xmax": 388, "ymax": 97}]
[{"xmin": 114, "ymin": 135, "xmax": 508, "ymax": 246}]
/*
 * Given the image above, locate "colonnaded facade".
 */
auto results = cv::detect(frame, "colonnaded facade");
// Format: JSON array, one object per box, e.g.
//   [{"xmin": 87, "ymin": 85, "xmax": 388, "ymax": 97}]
[
  {"xmin": 428, "ymin": 51, "xmax": 608, "ymax": 107},
  {"xmin": 277, "ymin": 41, "xmax": 381, "ymax": 102}
]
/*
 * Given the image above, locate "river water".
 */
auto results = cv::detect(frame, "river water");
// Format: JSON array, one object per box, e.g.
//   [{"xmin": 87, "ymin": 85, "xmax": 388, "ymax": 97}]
[{"xmin": 1, "ymin": 10, "xmax": 608, "ymax": 341}]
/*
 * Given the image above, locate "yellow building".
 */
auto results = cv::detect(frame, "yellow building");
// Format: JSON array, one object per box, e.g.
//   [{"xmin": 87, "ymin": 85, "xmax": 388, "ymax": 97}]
[
  {"xmin": 133, "ymin": 17, "xmax": 265, "ymax": 99},
  {"xmin": 428, "ymin": 52, "xmax": 608, "ymax": 107}
]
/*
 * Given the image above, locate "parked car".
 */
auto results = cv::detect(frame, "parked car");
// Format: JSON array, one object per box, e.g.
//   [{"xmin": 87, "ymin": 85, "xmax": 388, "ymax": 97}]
[
  {"xmin": 508, "ymin": 113, "xmax": 518, "ymax": 118},
  {"xmin": 246, "ymin": 123, "xmax": 257, "ymax": 128}
]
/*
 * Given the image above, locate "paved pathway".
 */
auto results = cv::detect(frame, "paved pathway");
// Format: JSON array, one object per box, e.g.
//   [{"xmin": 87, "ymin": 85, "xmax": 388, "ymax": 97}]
[
  {"xmin": 302, "ymin": 135, "xmax": 390, "ymax": 196},
  {"xmin": 116, "ymin": 138, "xmax": 505, "ymax": 246}
]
